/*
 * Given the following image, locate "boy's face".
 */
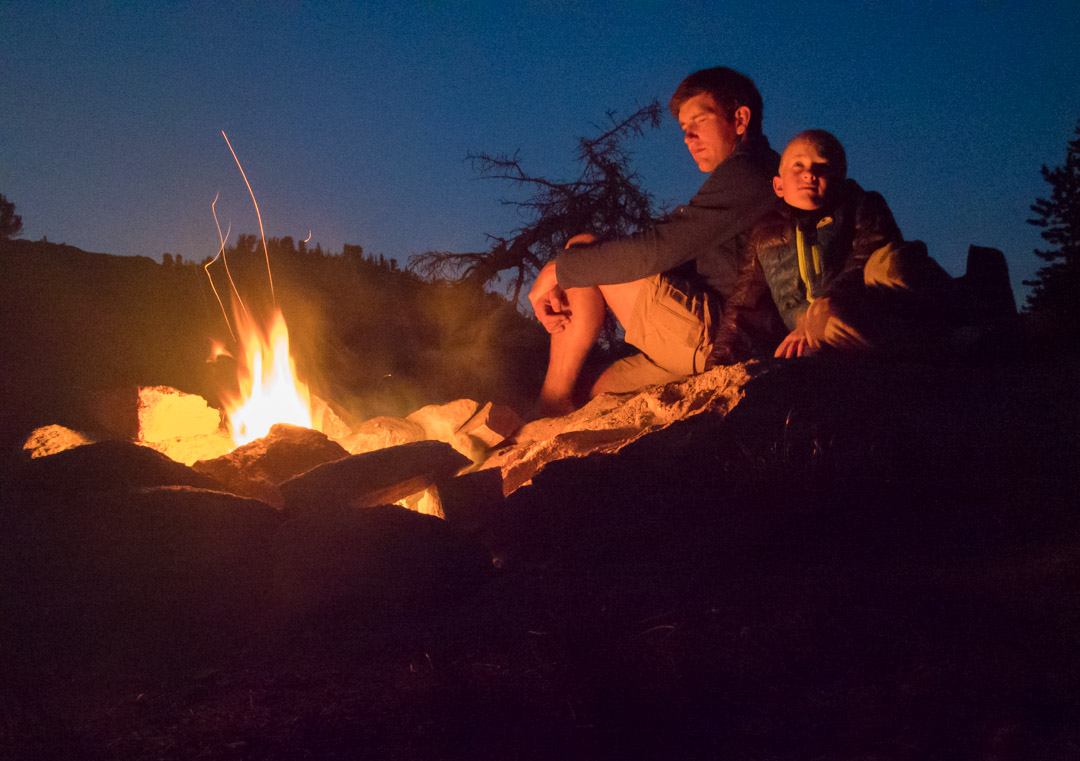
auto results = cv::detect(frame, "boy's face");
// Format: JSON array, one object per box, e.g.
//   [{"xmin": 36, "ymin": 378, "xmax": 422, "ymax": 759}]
[
  {"xmin": 678, "ymin": 93, "xmax": 744, "ymax": 173},
  {"xmin": 773, "ymin": 139, "xmax": 838, "ymax": 210}
]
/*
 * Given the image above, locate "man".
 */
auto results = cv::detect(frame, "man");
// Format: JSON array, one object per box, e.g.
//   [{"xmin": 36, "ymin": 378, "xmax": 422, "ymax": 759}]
[{"xmin": 528, "ymin": 66, "xmax": 781, "ymax": 416}]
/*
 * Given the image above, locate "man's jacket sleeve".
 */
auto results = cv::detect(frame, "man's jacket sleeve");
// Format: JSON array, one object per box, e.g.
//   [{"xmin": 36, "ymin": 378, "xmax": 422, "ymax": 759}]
[{"xmin": 554, "ymin": 151, "xmax": 776, "ymax": 288}]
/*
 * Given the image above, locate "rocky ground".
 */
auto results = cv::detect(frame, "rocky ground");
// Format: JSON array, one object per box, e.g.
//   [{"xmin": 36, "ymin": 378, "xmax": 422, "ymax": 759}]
[{"xmin": 2, "ymin": 356, "xmax": 1079, "ymax": 760}]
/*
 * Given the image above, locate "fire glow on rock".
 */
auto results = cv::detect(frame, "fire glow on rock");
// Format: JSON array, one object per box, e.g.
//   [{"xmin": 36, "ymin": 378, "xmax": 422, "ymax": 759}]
[{"xmin": 223, "ymin": 308, "xmax": 315, "ymax": 446}]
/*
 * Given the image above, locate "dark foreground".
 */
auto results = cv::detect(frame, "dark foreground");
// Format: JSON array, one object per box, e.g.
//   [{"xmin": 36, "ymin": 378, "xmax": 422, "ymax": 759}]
[{"xmin": 3, "ymin": 358, "xmax": 1079, "ymax": 760}]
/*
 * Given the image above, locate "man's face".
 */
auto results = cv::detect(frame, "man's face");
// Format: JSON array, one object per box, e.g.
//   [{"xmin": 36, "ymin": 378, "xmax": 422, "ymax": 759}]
[
  {"xmin": 773, "ymin": 140, "xmax": 836, "ymax": 210},
  {"xmin": 678, "ymin": 92, "xmax": 741, "ymax": 173}
]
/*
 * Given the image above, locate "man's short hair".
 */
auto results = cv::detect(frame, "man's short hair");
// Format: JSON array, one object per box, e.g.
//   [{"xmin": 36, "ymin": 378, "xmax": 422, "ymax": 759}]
[
  {"xmin": 669, "ymin": 67, "xmax": 763, "ymax": 136},
  {"xmin": 789, "ymin": 129, "xmax": 848, "ymax": 180}
]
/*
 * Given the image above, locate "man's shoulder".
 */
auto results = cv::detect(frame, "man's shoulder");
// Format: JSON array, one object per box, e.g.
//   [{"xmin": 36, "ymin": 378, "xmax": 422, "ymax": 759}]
[{"xmin": 693, "ymin": 135, "xmax": 779, "ymax": 201}]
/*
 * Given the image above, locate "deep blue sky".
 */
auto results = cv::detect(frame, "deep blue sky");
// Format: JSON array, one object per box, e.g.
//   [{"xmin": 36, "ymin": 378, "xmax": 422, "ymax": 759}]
[{"xmin": 3, "ymin": 1, "xmax": 1079, "ymax": 302}]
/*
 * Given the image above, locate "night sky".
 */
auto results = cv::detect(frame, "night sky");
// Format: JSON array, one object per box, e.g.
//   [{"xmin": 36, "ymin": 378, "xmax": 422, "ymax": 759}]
[{"xmin": 4, "ymin": 2, "xmax": 1079, "ymax": 303}]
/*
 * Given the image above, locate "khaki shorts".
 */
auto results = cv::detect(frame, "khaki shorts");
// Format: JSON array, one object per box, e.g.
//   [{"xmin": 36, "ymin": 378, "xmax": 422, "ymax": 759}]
[{"xmin": 600, "ymin": 274, "xmax": 714, "ymax": 394}]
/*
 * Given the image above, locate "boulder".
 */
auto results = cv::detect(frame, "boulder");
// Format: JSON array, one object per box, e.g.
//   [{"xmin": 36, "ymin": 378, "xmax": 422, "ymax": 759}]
[
  {"xmin": 20, "ymin": 424, "xmax": 94, "ymax": 459},
  {"xmin": 278, "ymin": 440, "xmax": 471, "ymax": 513},
  {"xmin": 0, "ymin": 485, "xmax": 281, "ymax": 660},
  {"xmin": 460, "ymin": 401, "xmax": 522, "ymax": 448},
  {"xmin": 435, "ymin": 468, "xmax": 505, "ymax": 534},
  {"xmin": 192, "ymin": 423, "xmax": 348, "ymax": 505},
  {"xmin": 336, "ymin": 415, "xmax": 426, "ymax": 455},
  {"xmin": 272, "ymin": 504, "xmax": 493, "ymax": 625},
  {"xmin": 405, "ymin": 398, "xmax": 482, "ymax": 442},
  {"xmin": 138, "ymin": 385, "xmax": 222, "ymax": 442},
  {"xmin": 482, "ymin": 362, "xmax": 757, "ymax": 495},
  {"xmin": 4, "ymin": 439, "xmax": 221, "ymax": 498}
]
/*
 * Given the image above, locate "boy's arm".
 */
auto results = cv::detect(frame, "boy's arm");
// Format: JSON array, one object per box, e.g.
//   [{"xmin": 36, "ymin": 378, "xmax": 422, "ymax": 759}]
[
  {"xmin": 842, "ymin": 189, "xmax": 903, "ymax": 278},
  {"xmin": 710, "ymin": 238, "xmax": 772, "ymax": 365}
]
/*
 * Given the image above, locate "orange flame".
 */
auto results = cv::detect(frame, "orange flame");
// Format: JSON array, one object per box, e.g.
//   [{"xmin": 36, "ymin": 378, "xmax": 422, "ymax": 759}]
[{"xmin": 223, "ymin": 308, "xmax": 314, "ymax": 446}]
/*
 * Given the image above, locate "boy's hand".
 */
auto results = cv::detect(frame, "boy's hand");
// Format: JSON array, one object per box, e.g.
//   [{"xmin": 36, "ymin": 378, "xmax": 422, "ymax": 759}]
[
  {"xmin": 775, "ymin": 326, "xmax": 812, "ymax": 358},
  {"xmin": 776, "ymin": 308, "xmax": 814, "ymax": 358}
]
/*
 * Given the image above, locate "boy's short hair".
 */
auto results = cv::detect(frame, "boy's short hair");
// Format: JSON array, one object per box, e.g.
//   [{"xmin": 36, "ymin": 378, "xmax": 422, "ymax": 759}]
[
  {"xmin": 788, "ymin": 129, "xmax": 848, "ymax": 180},
  {"xmin": 669, "ymin": 67, "xmax": 763, "ymax": 136}
]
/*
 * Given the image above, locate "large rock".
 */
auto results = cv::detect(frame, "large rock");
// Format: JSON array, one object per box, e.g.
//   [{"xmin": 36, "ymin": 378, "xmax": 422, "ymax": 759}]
[
  {"xmin": 272, "ymin": 504, "xmax": 493, "ymax": 625},
  {"xmin": 278, "ymin": 440, "xmax": 471, "ymax": 513},
  {"xmin": 336, "ymin": 415, "xmax": 426, "ymax": 455},
  {"xmin": 20, "ymin": 424, "xmax": 94, "ymax": 459},
  {"xmin": 4, "ymin": 439, "xmax": 221, "ymax": 497},
  {"xmin": 0, "ymin": 485, "xmax": 281, "ymax": 661},
  {"xmin": 481, "ymin": 362, "xmax": 758, "ymax": 495},
  {"xmin": 137, "ymin": 385, "xmax": 233, "ymax": 465},
  {"xmin": 192, "ymin": 423, "xmax": 348, "ymax": 505},
  {"xmin": 405, "ymin": 398, "xmax": 482, "ymax": 443}
]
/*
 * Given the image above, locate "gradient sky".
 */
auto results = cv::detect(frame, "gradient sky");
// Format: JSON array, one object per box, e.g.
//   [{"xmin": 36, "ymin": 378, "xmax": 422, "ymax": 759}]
[{"xmin": 3, "ymin": 1, "xmax": 1079, "ymax": 302}]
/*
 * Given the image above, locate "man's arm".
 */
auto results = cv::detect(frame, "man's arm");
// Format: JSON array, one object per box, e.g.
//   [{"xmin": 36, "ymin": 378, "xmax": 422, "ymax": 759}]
[
  {"xmin": 528, "ymin": 261, "xmax": 570, "ymax": 333},
  {"xmin": 555, "ymin": 151, "xmax": 777, "ymax": 288},
  {"xmin": 528, "ymin": 234, "xmax": 599, "ymax": 334}
]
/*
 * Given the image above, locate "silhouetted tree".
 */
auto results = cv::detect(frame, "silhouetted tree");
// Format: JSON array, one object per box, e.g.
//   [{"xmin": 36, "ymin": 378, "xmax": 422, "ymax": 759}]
[
  {"xmin": 1, "ymin": 193, "xmax": 23, "ymax": 240},
  {"xmin": 408, "ymin": 101, "xmax": 664, "ymax": 304},
  {"xmin": 1025, "ymin": 118, "xmax": 1080, "ymax": 330}
]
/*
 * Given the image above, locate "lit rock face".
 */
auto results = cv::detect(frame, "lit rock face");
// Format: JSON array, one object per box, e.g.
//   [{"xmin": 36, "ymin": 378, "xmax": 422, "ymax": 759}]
[
  {"xmin": 336, "ymin": 415, "xmax": 427, "ymax": 454},
  {"xmin": 7, "ymin": 439, "xmax": 222, "ymax": 494},
  {"xmin": 278, "ymin": 440, "xmax": 471, "ymax": 514},
  {"xmin": 21, "ymin": 424, "xmax": 94, "ymax": 459},
  {"xmin": 191, "ymin": 423, "xmax": 350, "ymax": 506},
  {"xmin": 479, "ymin": 362, "xmax": 760, "ymax": 495},
  {"xmin": 137, "ymin": 385, "xmax": 232, "ymax": 465}
]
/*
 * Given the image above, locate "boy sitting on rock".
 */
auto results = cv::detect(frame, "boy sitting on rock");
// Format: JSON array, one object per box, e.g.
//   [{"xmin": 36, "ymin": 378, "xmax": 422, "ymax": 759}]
[{"xmin": 714, "ymin": 129, "xmax": 1015, "ymax": 361}]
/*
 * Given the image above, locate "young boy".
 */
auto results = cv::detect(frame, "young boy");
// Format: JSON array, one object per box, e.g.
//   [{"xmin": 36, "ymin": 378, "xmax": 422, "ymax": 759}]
[{"xmin": 714, "ymin": 129, "xmax": 1014, "ymax": 361}]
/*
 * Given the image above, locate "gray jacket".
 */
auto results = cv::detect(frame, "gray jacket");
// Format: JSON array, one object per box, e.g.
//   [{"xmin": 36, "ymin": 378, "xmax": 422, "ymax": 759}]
[{"xmin": 554, "ymin": 134, "xmax": 780, "ymax": 303}]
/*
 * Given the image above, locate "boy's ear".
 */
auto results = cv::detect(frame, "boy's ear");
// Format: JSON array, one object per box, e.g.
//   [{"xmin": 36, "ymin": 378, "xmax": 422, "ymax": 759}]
[
  {"xmin": 772, "ymin": 175, "xmax": 785, "ymax": 198},
  {"xmin": 732, "ymin": 106, "xmax": 751, "ymax": 136}
]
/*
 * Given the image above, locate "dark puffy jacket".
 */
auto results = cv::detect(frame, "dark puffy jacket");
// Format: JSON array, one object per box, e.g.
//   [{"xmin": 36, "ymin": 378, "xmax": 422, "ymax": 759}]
[{"xmin": 711, "ymin": 180, "xmax": 902, "ymax": 360}]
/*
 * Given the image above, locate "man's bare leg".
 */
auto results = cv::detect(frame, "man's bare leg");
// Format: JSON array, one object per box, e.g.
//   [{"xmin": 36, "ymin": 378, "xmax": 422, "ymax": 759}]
[
  {"xmin": 537, "ymin": 285, "xmax": 606, "ymax": 417},
  {"xmin": 586, "ymin": 279, "xmax": 646, "ymax": 399}
]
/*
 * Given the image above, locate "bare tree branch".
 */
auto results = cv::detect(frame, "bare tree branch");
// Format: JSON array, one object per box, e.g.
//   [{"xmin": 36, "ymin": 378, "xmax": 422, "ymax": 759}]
[{"xmin": 408, "ymin": 100, "xmax": 664, "ymax": 306}]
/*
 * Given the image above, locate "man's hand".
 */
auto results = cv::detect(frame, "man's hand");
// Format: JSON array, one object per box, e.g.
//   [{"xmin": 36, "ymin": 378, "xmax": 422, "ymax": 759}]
[{"xmin": 528, "ymin": 261, "xmax": 571, "ymax": 334}]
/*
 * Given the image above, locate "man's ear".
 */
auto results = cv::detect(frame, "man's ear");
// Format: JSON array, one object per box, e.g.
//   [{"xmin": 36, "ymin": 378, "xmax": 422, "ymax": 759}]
[
  {"xmin": 732, "ymin": 106, "xmax": 752, "ymax": 136},
  {"xmin": 772, "ymin": 175, "xmax": 784, "ymax": 198}
]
